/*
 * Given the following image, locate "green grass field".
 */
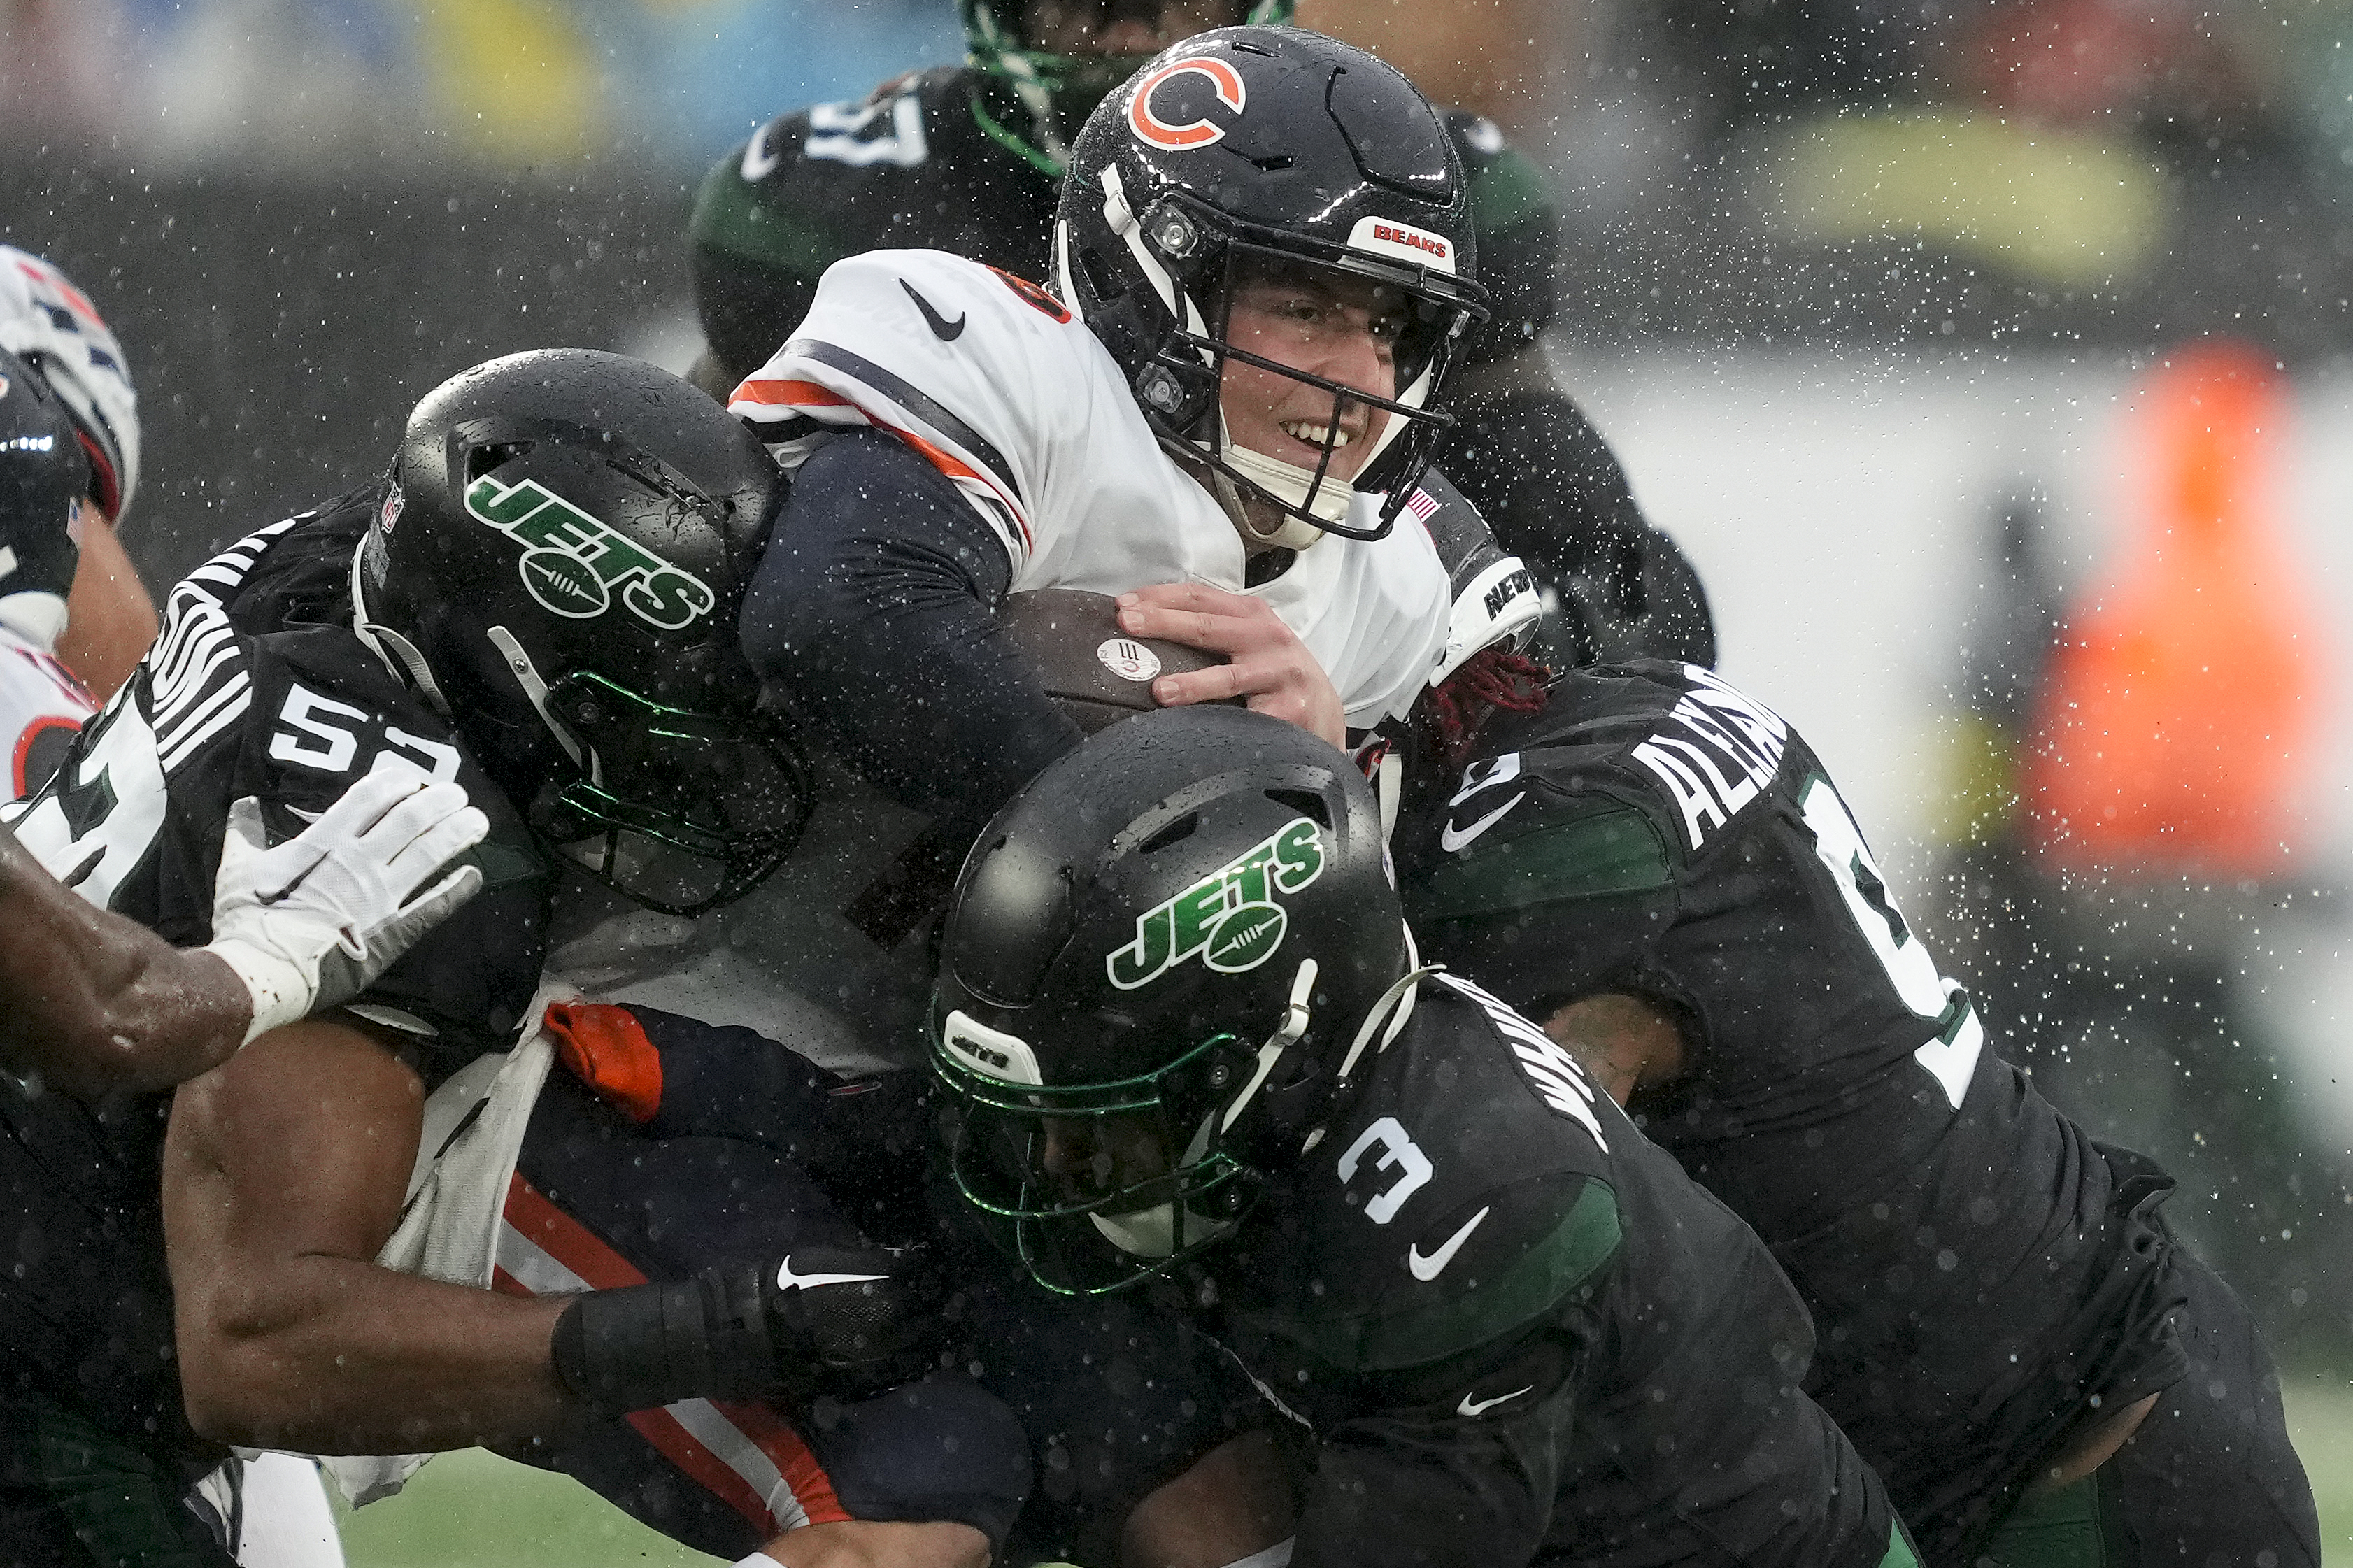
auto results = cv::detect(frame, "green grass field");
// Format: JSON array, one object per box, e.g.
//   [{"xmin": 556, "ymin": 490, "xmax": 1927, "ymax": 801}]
[
  {"xmin": 336, "ymin": 1374, "xmax": 2353, "ymax": 1566},
  {"xmin": 2289, "ymin": 1371, "xmax": 2353, "ymax": 1565}
]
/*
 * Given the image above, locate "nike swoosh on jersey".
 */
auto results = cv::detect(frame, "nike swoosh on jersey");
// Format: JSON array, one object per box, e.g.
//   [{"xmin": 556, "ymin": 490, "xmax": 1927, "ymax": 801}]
[
  {"xmin": 740, "ymin": 120, "xmax": 783, "ymax": 181},
  {"xmin": 1439, "ymin": 792, "xmax": 1526, "ymax": 854},
  {"xmin": 900, "ymin": 278, "xmax": 967, "ymax": 341},
  {"xmin": 774, "ymin": 1260, "xmax": 889, "ymax": 1291},
  {"xmin": 1407, "ymin": 1204, "xmax": 1491, "ymax": 1281},
  {"xmin": 1457, "ymin": 1383, "xmax": 1533, "ymax": 1418}
]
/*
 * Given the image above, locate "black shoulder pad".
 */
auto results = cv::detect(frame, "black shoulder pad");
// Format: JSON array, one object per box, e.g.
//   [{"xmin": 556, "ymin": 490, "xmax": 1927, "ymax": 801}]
[
  {"xmin": 223, "ymin": 486, "xmax": 379, "ymax": 637},
  {"xmin": 1410, "ymin": 791, "xmax": 1673, "ymax": 926},
  {"xmin": 1407, "ymin": 669, "xmax": 1696, "ymax": 923}
]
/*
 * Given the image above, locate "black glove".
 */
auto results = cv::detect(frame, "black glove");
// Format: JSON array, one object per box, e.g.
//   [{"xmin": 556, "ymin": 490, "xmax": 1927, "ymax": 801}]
[{"xmin": 550, "ymin": 1243, "xmax": 948, "ymax": 1418}]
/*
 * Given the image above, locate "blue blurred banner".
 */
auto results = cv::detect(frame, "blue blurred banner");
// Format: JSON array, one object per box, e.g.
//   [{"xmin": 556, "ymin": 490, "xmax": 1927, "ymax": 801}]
[{"xmin": 1, "ymin": 0, "xmax": 965, "ymax": 171}]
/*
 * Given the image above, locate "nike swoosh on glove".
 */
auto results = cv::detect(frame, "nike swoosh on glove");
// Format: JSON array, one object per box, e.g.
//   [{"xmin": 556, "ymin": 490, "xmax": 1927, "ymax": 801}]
[
  {"xmin": 764, "ymin": 1243, "xmax": 952, "ymax": 1406},
  {"xmin": 206, "ymin": 770, "xmax": 489, "ymax": 1044},
  {"xmin": 550, "ymin": 1243, "xmax": 954, "ymax": 1418}
]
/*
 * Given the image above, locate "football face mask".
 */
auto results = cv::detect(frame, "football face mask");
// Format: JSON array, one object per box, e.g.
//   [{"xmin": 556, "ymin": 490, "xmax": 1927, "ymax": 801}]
[
  {"xmin": 530, "ymin": 671, "xmax": 811, "ymax": 917},
  {"xmin": 930, "ymin": 1005, "xmax": 1265, "ymax": 1295},
  {"xmin": 1125, "ymin": 205, "xmax": 1486, "ymax": 544}
]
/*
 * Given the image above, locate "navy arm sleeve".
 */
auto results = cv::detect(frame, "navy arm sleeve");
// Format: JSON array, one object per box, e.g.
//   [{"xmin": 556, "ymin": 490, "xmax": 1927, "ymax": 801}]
[{"xmin": 739, "ymin": 427, "xmax": 1086, "ymax": 827}]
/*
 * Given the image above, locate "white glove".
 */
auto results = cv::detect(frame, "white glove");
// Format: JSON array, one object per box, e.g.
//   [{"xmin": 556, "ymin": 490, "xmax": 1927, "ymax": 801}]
[{"xmin": 207, "ymin": 770, "xmax": 490, "ymax": 1045}]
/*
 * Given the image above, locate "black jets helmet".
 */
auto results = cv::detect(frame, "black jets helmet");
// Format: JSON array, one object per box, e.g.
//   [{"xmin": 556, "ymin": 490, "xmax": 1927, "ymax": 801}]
[
  {"xmin": 1053, "ymin": 26, "xmax": 1487, "ymax": 547},
  {"xmin": 959, "ymin": 1, "xmax": 1294, "ymax": 174},
  {"xmin": 357, "ymin": 348, "xmax": 809, "ymax": 915},
  {"xmin": 0, "ymin": 345, "xmax": 87, "ymax": 620},
  {"xmin": 930, "ymin": 705, "xmax": 1421, "ymax": 1293}
]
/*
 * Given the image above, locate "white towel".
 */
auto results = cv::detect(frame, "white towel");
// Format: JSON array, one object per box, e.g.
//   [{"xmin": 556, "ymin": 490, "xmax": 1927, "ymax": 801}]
[{"xmin": 318, "ymin": 980, "xmax": 574, "ymax": 1506}]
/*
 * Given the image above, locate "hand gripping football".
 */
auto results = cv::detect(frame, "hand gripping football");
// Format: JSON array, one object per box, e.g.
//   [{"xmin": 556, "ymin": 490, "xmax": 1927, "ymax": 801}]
[{"xmin": 998, "ymin": 587, "xmax": 1235, "ymax": 733}]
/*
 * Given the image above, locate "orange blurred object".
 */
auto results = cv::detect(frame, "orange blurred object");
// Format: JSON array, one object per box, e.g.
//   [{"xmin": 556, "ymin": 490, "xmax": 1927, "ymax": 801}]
[
  {"xmin": 1952, "ymin": 0, "xmax": 2253, "ymax": 131},
  {"xmin": 2024, "ymin": 339, "xmax": 2326, "ymax": 878}
]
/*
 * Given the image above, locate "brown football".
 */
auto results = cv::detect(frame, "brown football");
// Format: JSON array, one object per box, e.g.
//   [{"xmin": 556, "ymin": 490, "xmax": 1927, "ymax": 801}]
[{"xmin": 999, "ymin": 587, "xmax": 1237, "ymax": 733}]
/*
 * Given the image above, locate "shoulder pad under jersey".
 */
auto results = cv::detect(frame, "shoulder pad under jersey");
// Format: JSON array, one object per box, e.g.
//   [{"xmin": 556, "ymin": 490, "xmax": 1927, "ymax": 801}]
[
  {"xmin": 1414, "ymin": 465, "xmax": 1540, "ymax": 687},
  {"xmin": 1441, "ymin": 111, "xmax": 1558, "ymax": 367},
  {"xmin": 1409, "ymin": 661, "xmax": 1794, "ymax": 925},
  {"xmin": 693, "ymin": 69, "xmax": 969, "ymax": 272},
  {"xmin": 730, "ymin": 248, "xmax": 1105, "ymax": 573},
  {"xmin": 1249, "ymin": 978, "xmax": 1625, "ymax": 1374}
]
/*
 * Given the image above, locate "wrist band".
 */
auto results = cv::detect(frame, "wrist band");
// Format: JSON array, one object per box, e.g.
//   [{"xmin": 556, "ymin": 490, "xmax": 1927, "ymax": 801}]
[
  {"xmin": 204, "ymin": 935, "xmax": 314, "ymax": 1046},
  {"xmin": 550, "ymin": 1266, "xmax": 777, "ymax": 1418}
]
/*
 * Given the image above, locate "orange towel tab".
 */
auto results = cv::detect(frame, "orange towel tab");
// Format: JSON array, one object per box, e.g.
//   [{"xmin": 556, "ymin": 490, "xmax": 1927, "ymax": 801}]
[{"xmin": 543, "ymin": 1001, "xmax": 664, "ymax": 1124}]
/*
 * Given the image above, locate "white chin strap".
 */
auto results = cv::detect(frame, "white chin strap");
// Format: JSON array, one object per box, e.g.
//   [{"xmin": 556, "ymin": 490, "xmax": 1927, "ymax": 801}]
[
  {"xmin": 349, "ymin": 541, "xmax": 452, "ymax": 718},
  {"xmin": 1214, "ymin": 360, "xmax": 1437, "ymax": 550},
  {"xmin": 1218, "ymin": 418, "xmax": 1349, "ymax": 552}
]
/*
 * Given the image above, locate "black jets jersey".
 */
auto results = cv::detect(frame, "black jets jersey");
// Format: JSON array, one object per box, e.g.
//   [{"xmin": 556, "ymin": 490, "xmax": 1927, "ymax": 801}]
[
  {"xmin": 1399, "ymin": 660, "xmax": 2189, "ymax": 1562},
  {"xmin": 689, "ymin": 66, "xmax": 1559, "ymax": 387},
  {"xmin": 1201, "ymin": 975, "xmax": 1910, "ymax": 1568},
  {"xmin": 0, "ymin": 490, "xmax": 549, "ymax": 1468}
]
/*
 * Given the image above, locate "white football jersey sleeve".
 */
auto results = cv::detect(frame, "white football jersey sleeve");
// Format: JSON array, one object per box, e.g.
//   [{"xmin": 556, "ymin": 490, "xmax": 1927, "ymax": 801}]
[
  {"xmin": 0, "ymin": 611, "xmax": 92, "ymax": 799},
  {"xmin": 730, "ymin": 248, "xmax": 1453, "ymax": 729}
]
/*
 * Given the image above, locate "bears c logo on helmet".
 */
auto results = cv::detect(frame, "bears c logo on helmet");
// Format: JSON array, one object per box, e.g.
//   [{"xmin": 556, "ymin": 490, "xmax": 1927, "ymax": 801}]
[{"xmin": 1128, "ymin": 56, "xmax": 1246, "ymax": 151}]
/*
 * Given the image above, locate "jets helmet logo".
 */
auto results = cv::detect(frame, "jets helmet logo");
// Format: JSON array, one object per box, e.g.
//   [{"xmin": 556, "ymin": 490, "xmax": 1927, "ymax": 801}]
[
  {"xmin": 1107, "ymin": 816, "xmax": 1324, "ymax": 989},
  {"xmin": 1128, "ymin": 56, "xmax": 1246, "ymax": 151},
  {"xmin": 464, "ymin": 476, "xmax": 716, "ymax": 631}
]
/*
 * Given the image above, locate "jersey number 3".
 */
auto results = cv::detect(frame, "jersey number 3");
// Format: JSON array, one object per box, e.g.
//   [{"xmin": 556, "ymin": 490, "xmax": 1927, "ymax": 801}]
[{"xmin": 1799, "ymin": 775, "xmax": 1982, "ymax": 1110}]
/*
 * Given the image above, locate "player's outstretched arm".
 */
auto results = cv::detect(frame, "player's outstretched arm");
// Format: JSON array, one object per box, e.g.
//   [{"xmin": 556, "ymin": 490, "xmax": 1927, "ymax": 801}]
[
  {"xmin": 1123, "ymin": 1430, "xmax": 1297, "ymax": 1568},
  {"xmin": 0, "ymin": 816, "xmax": 250, "ymax": 1097},
  {"xmin": 0, "ymin": 769, "xmax": 485, "ymax": 1097},
  {"xmin": 164, "ymin": 1015, "xmax": 581, "ymax": 1453},
  {"xmin": 1114, "ymin": 583, "xmax": 1347, "ymax": 749},
  {"xmin": 166, "ymin": 1011, "xmax": 946, "ymax": 1454},
  {"xmin": 742, "ymin": 1519, "xmax": 990, "ymax": 1568}
]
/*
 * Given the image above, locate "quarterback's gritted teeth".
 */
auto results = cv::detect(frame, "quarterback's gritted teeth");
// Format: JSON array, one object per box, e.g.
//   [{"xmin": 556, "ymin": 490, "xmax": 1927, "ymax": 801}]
[{"xmin": 1278, "ymin": 419, "xmax": 1355, "ymax": 450}]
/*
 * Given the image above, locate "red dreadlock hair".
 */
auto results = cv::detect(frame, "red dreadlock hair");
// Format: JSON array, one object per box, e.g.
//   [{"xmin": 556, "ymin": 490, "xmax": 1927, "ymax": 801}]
[{"xmin": 1421, "ymin": 643, "xmax": 1551, "ymax": 771}]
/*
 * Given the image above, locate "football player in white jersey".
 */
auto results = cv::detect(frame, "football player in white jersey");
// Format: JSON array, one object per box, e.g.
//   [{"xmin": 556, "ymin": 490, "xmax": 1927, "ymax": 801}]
[
  {"xmin": 0, "ymin": 243, "xmax": 158, "ymax": 706},
  {"xmin": 547, "ymin": 29, "xmax": 1534, "ymax": 1069},
  {"xmin": 0, "ymin": 343, "xmax": 97, "ymax": 797},
  {"xmin": 730, "ymin": 27, "xmax": 1502, "ymax": 751}
]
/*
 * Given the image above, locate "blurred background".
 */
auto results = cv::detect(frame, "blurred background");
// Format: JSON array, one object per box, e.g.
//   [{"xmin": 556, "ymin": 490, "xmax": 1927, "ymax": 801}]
[{"xmin": 5, "ymin": 0, "xmax": 2351, "ymax": 1559}]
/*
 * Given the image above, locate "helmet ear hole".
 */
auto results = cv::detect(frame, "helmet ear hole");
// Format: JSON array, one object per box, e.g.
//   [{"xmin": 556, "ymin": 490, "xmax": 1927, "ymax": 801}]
[
  {"xmin": 1264, "ymin": 788, "xmax": 1330, "ymax": 829},
  {"xmin": 1137, "ymin": 812, "xmax": 1200, "ymax": 854},
  {"xmin": 1159, "ymin": 1032, "xmax": 1260, "ymax": 1134},
  {"xmin": 466, "ymin": 441, "xmax": 532, "ymax": 481}
]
